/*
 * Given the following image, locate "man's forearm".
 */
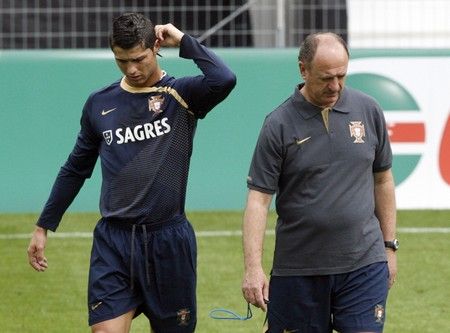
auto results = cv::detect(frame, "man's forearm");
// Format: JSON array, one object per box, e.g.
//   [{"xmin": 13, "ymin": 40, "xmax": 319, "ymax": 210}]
[
  {"xmin": 242, "ymin": 190, "xmax": 272, "ymax": 270},
  {"xmin": 374, "ymin": 169, "xmax": 397, "ymax": 239}
]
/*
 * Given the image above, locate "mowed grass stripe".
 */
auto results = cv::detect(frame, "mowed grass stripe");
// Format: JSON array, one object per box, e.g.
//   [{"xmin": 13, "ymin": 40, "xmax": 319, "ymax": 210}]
[{"xmin": 1, "ymin": 227, "xmax": 450, "ymax": 240}]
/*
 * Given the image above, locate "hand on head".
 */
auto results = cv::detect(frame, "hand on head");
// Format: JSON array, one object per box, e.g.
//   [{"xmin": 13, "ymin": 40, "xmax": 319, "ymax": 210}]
[{"xmin": 154, "ymin": 24, "xmax": 184, "ymax": 48}]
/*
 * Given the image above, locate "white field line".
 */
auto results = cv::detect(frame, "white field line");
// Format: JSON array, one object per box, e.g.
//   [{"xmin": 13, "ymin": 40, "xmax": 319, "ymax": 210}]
[{"xmin": 0, "ymin": 227, "xmax": 449, "ymax": 240}]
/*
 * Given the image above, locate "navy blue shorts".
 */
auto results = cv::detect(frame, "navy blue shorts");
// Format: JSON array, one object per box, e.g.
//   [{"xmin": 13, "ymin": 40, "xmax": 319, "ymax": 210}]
[
  {"xmin": 87, "ymin": 216, "xmax": 197, "ymax": 332},
  {"xmin": 266, "ymin": 262, "xmax": 389, "ymax": 333}
]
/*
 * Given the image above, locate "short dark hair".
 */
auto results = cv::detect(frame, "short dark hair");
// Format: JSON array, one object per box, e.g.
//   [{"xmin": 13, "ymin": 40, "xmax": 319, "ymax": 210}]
[
  {"xmin": 298, "ymin": 32, "xmax": 349, "ymax": 67},
  {"xmin": 109, "ymin": 12, "xmax": 157, "ymax": 50}
]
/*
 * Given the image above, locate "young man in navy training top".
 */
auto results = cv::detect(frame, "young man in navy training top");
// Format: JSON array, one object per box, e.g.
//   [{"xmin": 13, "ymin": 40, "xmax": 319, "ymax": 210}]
[
  {"xmin": 242, "ymin": 32, "xmax": 397, "ymax": 333},
  {"xmin": 27, "ymin": 12, "xmax": 236, "ymax": 333}
]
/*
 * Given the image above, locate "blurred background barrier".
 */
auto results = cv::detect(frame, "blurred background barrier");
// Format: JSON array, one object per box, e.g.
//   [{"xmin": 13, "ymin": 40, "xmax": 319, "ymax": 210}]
[{"xmin": 2, "ymin": 0, "xmax": 450, "ymax": 49}]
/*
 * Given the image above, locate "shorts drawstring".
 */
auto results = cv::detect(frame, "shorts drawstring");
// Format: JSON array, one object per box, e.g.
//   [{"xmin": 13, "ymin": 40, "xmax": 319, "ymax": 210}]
[
  {"xmin": 106, "ymin": 216, "xmax": 185, "ymax": 291},
  {"xmin": 130, "ymin": 224, "xmax": 136, "ymax": 291},
  {"xmin": 142, "ymin": 224, "xmax": 151, "ymax": 287},
  {"xmin": 130, "ymin": 224, "xmax": 152, "ymax": 290}
]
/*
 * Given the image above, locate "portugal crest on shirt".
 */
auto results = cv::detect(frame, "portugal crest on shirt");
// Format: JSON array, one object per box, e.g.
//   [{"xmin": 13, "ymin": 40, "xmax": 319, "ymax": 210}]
[
  {"xmin": 148, "ymin": 95, "xmax": 165, "ymax": 115},
  {"xmin": 349, "ymin": 121, "xmax": 366, "ymax": 143}
]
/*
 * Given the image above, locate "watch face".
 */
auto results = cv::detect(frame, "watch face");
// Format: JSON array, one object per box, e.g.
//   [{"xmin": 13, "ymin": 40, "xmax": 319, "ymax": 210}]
[
  {"xmin": 393, "ymin": 239, "xmax": 400, "ymax": 249},
  {"xmin": 385, "ymin": 239, "xmax": 399, "ymax": 250}
]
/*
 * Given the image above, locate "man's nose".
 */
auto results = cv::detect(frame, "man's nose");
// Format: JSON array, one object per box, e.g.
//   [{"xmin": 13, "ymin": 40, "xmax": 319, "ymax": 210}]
[
  {"xmin": 125, "ymin": 63, "xmax": 138, "ymax": 75},
  {"xmin": 328, "ymin": 77, "xmax": 340, "ymax": 91}
]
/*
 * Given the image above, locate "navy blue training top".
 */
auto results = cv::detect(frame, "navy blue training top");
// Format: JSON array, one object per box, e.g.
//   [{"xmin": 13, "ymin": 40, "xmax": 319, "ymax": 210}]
[{"xmin": 37, "ymin": 35, "xmax": 236, "ymax": 231}]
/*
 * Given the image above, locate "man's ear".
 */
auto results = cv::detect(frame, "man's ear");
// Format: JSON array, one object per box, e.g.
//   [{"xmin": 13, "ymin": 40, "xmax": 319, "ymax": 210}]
[
  {"xmin": 299, "ymin": 61, "xmax": 307, "ymax": 80},
  {"xmin": 153, "ymin": 39, "xmax": 161, "ymax": 54}
]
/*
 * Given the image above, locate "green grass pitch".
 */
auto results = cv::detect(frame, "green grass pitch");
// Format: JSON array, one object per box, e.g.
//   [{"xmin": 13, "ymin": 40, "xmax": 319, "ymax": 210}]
[{"xmin": 1, "ymin": 210, "xmax": 449, "ymax": 332}]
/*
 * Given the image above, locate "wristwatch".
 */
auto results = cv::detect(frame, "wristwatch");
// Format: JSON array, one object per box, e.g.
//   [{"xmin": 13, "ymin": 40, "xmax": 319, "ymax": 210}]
[{"xmin": 384, "ymin": 239, "xmax": 399, "ymax": 251}]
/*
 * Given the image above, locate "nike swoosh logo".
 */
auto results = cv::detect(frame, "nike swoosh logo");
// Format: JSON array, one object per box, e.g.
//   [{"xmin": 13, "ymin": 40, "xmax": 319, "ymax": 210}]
[
  {"xmin": 101, "ymin": 108, "xmax": 116, "ymax": 116},
  {"xmin": 90, "ymin": 301, "xmax": 102, "ymax": 311},
  {"xmin": 295, "ymin": 136, "xmax": 311, "ymax": 145}
]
